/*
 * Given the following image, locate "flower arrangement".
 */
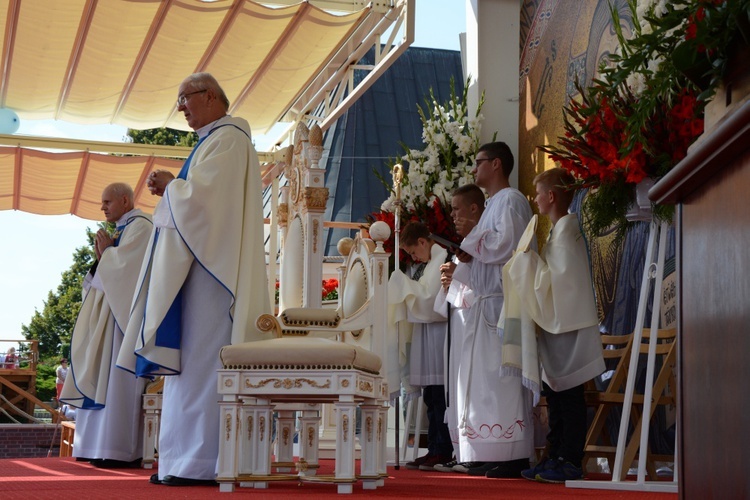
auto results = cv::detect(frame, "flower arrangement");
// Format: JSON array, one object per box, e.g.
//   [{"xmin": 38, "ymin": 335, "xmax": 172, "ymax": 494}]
[
  {"xmin": 322, "ymin": 278, "xmax": 339, "ymax": 301},
  {"xmin": 541, "ymin": 0, "xmax": 748, "ymax": 238},
  {"xmin": 274, "ymin": 278, "xmax": 339, "ymax": 304},
  {"xmin": 369, "ymin": 76, "xmax": 486, "ymax": 265}
]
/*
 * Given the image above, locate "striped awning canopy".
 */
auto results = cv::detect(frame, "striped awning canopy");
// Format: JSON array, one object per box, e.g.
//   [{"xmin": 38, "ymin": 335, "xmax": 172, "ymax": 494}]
[{"xmin": 0, "ymin": 0, "xmax": 413, "ymax": 219}]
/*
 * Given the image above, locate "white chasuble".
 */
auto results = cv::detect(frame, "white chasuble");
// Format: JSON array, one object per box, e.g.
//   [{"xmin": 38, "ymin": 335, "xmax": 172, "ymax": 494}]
[
  {"xmin": 117, "ymin": 116, "xmax": 270, "ymax": 480},
  {"xmin": 62, "ymin": 209, "xmax": 151, "ymax": 461},
  {"xmin": 118, "ymin": 116, "xmax": 271, "ymax": 377},
  {"xmin": 62, "ymin": 210, "xmax": 152, "ymax": 408}
]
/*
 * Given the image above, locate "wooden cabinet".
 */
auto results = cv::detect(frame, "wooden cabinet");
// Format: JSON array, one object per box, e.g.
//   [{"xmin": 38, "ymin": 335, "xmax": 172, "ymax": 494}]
[{"xmin": 650, "ymin": 101, "xmax": 750, "ymax": 499}]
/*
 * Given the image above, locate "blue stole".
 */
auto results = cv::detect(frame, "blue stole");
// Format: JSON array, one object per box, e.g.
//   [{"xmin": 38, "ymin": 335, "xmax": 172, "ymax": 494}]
[
  {"xmin": 134, "ymin": 122, "xmax": 251, "ymax": 377},
  {"xmin": 113, "ymin": 225, "xmax": 125, "ymax": 246}
]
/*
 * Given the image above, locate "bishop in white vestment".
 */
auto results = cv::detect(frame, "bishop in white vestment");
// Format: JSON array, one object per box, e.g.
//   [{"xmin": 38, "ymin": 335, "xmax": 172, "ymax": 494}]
[
  {"xmin": 118, "ymin": 74, "xmax": 270, "ymax": 484},
  {"xmin": 61, "ymin": 183, "xmax": 152, "ymax": 466}
]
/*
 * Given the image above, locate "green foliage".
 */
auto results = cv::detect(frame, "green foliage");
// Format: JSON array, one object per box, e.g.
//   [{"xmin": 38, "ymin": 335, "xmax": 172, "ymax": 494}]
[
  {"xmin": 127, "ymin": 127, "xmax": 198, "ymax": 148},
  {"xmin": 34, "ymin": 363, "xmax": 57, "ymax": 402},
  {"xmin": 21, "ymin": 229, "xmax": 96, "ymax": 361}
]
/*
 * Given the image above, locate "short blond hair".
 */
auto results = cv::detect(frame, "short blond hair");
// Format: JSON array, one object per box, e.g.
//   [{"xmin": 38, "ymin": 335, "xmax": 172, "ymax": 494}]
[{"xmin": 533, "ymin": 168, "xmax": 575, "ymax": 209}]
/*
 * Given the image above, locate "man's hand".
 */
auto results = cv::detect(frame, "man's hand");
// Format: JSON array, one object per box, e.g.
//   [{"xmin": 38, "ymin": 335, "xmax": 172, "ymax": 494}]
[
  {"xmin": 147, "ymin": 170, "xmax": 176, "ymax": 197},
  {"xmin": 440, "ymin": 261, "xmax": 456, "ymax": 291},
  {"xmin": 454, "ymin": 248, "xmax": 472, "ymax": 263},
  {"xmin": 95, "ymin": 229, "xmax": 114, "ymax": 260}
]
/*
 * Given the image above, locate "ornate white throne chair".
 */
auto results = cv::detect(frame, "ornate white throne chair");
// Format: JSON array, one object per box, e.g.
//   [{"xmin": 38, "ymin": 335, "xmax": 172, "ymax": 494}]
[
  {"xmin": 216, "ymin": 228, "xmax": 391, "ymax": 493},
  {"xmin": 214, "ymin": 121, "xmax": 391, "ymax": 493}
]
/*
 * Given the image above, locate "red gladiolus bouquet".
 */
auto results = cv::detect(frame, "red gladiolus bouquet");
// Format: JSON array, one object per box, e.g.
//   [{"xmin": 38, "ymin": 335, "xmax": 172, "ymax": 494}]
[{"xmin": 539, "ymin": 0, "xmax": 717, "ymax": 238}]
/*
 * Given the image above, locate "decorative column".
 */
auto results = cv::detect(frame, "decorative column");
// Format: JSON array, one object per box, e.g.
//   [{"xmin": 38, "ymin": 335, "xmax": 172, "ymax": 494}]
[
  {"xmin": 298, "ymin": 123, "xmax": 328, "ymax": 307},
  {"xmin": 274, "ymin": 410, "xmax": 296, "ymax": 472},
  {"xmin": 141, "ymin": 392, "xmax": 161, "ymax": 470},
  {"xmin": 359, "ymin": 403, "xmax": 381, "ymax": 489},
  {"xmin": 465, "ymin": 0, "xmax": 521, "ymax": 186},
  {"xmin": 298, "ymin": 407, "xmax": 321, "ymax": 476},
  {"xmin": 282, "ymin": 122, "xmax": 329, "ymax": 308},
  {"xmin": 334, "ymin": 397, "xmax": 358, "ymax": 494},
  {"xmin": 216, "ymin": 393, "xmax": 240, "ymax": 492}
]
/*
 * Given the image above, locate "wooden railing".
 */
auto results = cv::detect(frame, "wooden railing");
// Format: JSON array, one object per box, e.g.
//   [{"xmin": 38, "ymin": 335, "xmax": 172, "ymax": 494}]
[{"xmin": 0, "ymin": 339, "xmax": 38, "ymax": 372}]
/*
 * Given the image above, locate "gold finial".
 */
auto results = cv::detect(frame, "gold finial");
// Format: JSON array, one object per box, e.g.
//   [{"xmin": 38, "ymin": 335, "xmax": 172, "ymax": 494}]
[{"xmin": 392, "ymin": 163, "xmax": 403, "ymax": 200}]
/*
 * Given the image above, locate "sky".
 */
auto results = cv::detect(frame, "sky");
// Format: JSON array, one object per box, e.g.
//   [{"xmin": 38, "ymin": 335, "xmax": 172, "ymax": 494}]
[{"xmin": 0, "ymin": 0, "xmax": 466, "ymax": 348}]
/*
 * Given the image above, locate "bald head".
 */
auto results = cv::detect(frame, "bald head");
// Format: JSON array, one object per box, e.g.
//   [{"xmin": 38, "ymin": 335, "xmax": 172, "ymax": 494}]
[{"xmin": 101, "ymin": 182, "xmax": 134, "ymax": 223}]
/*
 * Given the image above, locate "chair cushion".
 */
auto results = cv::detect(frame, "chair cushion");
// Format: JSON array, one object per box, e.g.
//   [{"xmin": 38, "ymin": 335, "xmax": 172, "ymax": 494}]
[{"xmin": 220, "ymin": 337, "xmax": 381, "ymax": 374}]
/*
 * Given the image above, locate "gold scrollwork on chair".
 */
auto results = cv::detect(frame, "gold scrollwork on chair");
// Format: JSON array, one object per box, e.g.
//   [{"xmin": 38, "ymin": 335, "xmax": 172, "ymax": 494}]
[
  {"xmin": 278, "ymin": 203, "xmax": 289, "ymax": 226},
  {"xmin": 257, "ymin": 314, "xmax": 282, "ymax": 338},
  {"xmin": 303, "ymin": 187, "xmax": 329, "ymax": 212},
  {"xmin": 245, "ymin": 377, "xmax": 332, "ymax": 390},
  {"xmin": 313, "ymin": 219, "xmax": 319, "ymax": 254},
  {"xmin": 248, "ymin": 415, "xmax": 253, "ymax": 441},
  {"xmin": 289, "ymin": 167, "xmax": 301, "ymax": 204}
]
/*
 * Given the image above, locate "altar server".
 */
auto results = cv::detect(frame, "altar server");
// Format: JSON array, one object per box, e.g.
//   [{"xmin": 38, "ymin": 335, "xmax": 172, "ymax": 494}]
[{"xmin": 452, "ymin": 142, "xmax": 536, "ymax": 478}]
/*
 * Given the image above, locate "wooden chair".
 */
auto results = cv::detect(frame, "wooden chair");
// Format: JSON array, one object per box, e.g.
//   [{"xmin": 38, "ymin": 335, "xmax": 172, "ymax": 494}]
[
  {"xmin": 216, "ymin": 231, "xmax": 390, "ymax": 494},
  {"xmin": 582, "ymin": 328, "xmax": 677, "ymax": 479}
]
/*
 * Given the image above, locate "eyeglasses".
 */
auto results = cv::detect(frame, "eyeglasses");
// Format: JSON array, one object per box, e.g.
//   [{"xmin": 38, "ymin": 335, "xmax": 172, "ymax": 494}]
[
  {"xmin": 176, "ymin": 89, "xmax": 207, "ymax": 106},
  {"xmin": 475, "ymin": 157, "xmax": 497, "ymax": 165}
]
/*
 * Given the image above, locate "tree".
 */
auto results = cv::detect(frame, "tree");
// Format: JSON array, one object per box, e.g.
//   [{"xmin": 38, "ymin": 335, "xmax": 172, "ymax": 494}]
[
  {"xmin": 127, "ymin": 127, "xmax": 197, "ymax": 148},
  {"xmin": 21, "ymin": 230, "xmax": 96, "ymax": 361}
]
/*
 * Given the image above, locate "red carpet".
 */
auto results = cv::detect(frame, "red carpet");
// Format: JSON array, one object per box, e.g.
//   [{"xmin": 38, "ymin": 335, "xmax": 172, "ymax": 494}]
[{"xmin": 0, "ymin": 457, "xmax": 677, "ymax": 499}]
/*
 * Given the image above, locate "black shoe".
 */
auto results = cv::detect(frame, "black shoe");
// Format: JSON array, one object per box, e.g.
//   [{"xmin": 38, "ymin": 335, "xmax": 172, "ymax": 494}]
[
  {"xmin": 90, "ymin": 458, "xmax": 142, "ymax": 469},
  {"xmin": 452, "ymin": 461, "xmax": 485, "ymax": 473},
  {"xmin": 485, "ymin": 458, "xmax": 530, "ymax": 478},
  {"xmin": 149, "ymin": 473, "xmax": 162, "ymax": 485},
  {"xmin": 467, "ymin": 462, "xmax": 501, "ymax": 476},
  {"xmin": 162, "ymin": 475, "xmax": 218, "ymax": 487},
  {"xmin": 405, "ymin": 454, "xmax": 433, "ymax": 470}
]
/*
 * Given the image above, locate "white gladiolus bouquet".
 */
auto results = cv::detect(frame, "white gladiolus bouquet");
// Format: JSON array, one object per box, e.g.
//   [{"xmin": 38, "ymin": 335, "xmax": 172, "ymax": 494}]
[{"xmin": 380, "ymin": 77, "xmax": 485, "ymax": 215}]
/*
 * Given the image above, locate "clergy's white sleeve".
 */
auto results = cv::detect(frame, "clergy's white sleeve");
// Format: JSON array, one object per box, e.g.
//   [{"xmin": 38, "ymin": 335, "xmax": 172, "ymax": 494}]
[
  {"xmin": 152, "ymin": 198, "xmax": 175, "ymax": 229},
  {"xmin": 387, "ymin": 244, "xmax": 448, "ymax": 324},
  {"xmin": 460, "ymin": 190, "xmax": 534, "ymax": 265}
]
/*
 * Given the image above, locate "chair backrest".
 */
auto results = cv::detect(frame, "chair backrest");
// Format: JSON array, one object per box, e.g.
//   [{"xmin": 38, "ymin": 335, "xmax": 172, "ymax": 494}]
[
  {"xmin": 276, "ymin": 122, "xmax": 328, "ymax": 310},
  {"xmin": 599, "ymin": 333, "xmax": 634, "ymax": 393},
  {"xmin": 279, "ymin": 214, "xmax": 305, "ymax": 310}
]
